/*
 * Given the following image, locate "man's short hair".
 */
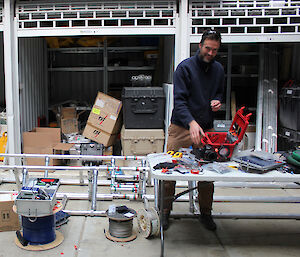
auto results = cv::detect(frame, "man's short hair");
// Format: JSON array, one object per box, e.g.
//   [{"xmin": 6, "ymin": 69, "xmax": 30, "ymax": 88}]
[{"xmin": 200, "ymin": 29, "xmax": 222, "ymax": 44}]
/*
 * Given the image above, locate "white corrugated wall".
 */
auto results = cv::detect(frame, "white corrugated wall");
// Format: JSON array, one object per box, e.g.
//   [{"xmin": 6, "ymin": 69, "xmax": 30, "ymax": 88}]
[
  {"xmin": 19, "ymin": 37, "xmax": 48, "ymax": 132},
  {"xmin": 0, "ymin": 32, "xmax": 4, "ymax": 107}
]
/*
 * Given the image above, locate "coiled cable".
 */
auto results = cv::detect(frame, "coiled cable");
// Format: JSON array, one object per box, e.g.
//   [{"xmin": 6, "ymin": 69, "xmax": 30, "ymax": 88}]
[{"xmin": 109, "ymin": 219, "xmax": 133, "ymax": 238}]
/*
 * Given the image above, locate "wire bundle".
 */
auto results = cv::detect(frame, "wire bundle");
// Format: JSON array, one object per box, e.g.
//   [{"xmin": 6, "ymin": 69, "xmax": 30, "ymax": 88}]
[{"xmin": 108, "ymin": 219, "xmax": 133, "ymax": 238}]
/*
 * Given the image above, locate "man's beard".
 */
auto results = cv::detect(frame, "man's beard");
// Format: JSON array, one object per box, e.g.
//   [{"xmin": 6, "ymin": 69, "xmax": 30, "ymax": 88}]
[{"xmin": 199, "ymin": 53, "xmax": 214, "ymax": 63}]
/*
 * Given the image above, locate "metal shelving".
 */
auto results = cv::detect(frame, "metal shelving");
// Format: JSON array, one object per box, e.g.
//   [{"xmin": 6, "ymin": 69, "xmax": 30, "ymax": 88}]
[{"xmin": 48, "ymin": 40, "xmax": 159, "ymax": 96}]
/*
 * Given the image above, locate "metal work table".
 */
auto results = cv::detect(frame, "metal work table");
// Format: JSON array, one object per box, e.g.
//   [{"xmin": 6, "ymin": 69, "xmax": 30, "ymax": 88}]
[{"xmin": 147, "ymin": 153, "xmax": 300, "ymax": 257}]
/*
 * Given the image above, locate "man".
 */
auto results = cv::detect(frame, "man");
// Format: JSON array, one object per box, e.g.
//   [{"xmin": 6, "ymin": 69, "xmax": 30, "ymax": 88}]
[{"xmin": 162, "ymin": 29, "xmax": 224, "ymax": 231}]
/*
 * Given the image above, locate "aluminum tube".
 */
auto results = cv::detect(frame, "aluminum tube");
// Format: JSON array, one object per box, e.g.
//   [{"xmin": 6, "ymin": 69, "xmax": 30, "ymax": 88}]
[
  {"xmin": 2, "ymin": 177, "xmax": 299, "ymax": 189},
  {"xmin": 92, "ymin": 169, "xmax": 98, "ymax": 211},
  {"xmin": 111, "ymin": 175, "xmax": 140, "ymax": 180},
  {"xmin": 0, "ymin": 153, "xmax": 146, "ymax": 160},
  {"xmin": 0, "ymin": 165, "xmax": 149, "ymax": 172},
  {"xmin": 112, "ymin": 184, "xmax": 139, "ymax": 188},
  {"xmin": 110, "ymin": 158, "xmax": 116, "ymax": 192},
  {"xmin": 111, "ymin": 187, "xmax": 138, "ymax": 193},
  {"xmin": 63, "ymin": 210, "xmax": 106, "ymax": 216},
  {"xmin": 170, "ymin": 212, "xmax": 300, "ymax": 220},
  {"xmin": 22, "ymin": 168, "xmax": 28, "ymax": 186},
  {"xmin": 188, "ymin": 181, "xmax": 195, "ymax": 213},
  {"xmin": 88, "ymin": 170, "xmax": 93, "ymax": 201},
  {"xmin": 154, "ymin": 179, "xmax": 159, "ymax": 209},
  {"xmin": 44, "ymin": 156, "xmax": 50, "ymax": 178},
  {"xmin": 57, "ymin": 193, "xmax": 139, "ymax": 200},
  {"xmin": 143, "ymin": 194, "xmax": 300, "ymax": 203},
  {"xmin": 214, "ymin": 181, "xmax": 300, "ymax": 189},
  {"xmin": 255, "ymin": 44, "xmax": 264, "ymax": 151}
]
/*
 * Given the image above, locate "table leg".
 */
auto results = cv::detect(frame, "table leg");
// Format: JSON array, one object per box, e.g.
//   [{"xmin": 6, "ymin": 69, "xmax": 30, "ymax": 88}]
[
  {"xmin": 154, "ymin": 178, "xmax": 159, "ymax": 210},
  {"xmin": 159, "ymin": 180, "xmax": 164, "ymax": 257}
]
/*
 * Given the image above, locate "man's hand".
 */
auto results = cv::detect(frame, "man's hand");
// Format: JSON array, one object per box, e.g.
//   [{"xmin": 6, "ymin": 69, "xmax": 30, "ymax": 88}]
[
  {"xmin": 189, "ymin": 120, "xmax": 205, "ymax": 145},
  {"xmin": 211, "ymin": 100, "xmax": 221, "ymax": 112}
]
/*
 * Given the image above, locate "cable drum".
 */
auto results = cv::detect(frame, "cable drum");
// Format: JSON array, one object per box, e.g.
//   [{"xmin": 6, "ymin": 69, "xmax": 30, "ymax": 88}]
[
  {"xmin": 105, "ymin": 206, "xmax": 137, "ymax": 242},
  {"xmin": 22, "ymin": 215, "xmax": 56, "ymax": 245},
  {"xmin": 109, "ymin": 219, "xmax": 133, "ymax": 238},
  {"xmin": 137, "ymin": 207, "xmax": 160, "ymax": 238}
]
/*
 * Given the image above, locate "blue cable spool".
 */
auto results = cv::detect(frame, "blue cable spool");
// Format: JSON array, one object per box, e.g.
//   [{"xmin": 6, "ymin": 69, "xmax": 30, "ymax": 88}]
[{"xmin": 22, "ymin": 215, "xmax": 56, "ymax": 245}]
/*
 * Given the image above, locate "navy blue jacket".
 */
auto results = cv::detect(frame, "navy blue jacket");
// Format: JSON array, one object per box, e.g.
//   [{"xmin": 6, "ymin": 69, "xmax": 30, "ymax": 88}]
[{"xmin": 171, "ymin": 51, "xmax": 224, "ymax": 130}]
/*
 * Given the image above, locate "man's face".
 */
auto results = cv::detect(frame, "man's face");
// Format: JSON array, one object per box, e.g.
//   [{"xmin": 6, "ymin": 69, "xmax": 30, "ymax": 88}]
[{"xmin": 199, "ymin": 39, "xmax": 220, "ymax": 63}]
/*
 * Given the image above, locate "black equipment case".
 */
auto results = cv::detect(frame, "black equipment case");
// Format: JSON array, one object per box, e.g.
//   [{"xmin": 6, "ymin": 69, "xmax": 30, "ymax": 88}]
[{"xmin": 122, "ymin": 87, "xmax": 165, "ymax": 129}]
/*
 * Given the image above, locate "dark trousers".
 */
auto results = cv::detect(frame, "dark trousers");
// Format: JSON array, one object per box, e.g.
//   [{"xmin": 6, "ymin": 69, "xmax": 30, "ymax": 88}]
[{"xmin": 160, "ymin": 124, "xmax": 214, "ymax": 215}]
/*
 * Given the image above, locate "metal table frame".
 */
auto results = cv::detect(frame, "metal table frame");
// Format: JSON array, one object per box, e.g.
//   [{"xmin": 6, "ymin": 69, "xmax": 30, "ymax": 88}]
[{"xmin": 148, "ymin": 157, "xmax": 300, "ymax": 257}]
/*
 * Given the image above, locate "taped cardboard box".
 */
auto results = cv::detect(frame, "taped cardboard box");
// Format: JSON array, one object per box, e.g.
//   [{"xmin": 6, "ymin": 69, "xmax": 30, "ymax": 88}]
[
  {"xmin": 23, "ymin": 127, "xmax": 61, "ymax": 167},
  {"xmin": 0, "ymin": 194, "xmax": 20, "ymax": 232},
  {"xmin": 87, "ymin": 92, "xmax": 122, "ymax": 134},
  {"xmin": 87, "ymin": 108, "xmax": 122, "ymax": 135},
  {"xmin": 61, "ymin": 107, "xmax": 78, "ymax": 134},
  {"xmin": 93, "ymin": 92, "xmax": 122, "ymax": 116},
  {"xmin": 83, "ymin": 123, "xmax": 117, "ymax": 147}
]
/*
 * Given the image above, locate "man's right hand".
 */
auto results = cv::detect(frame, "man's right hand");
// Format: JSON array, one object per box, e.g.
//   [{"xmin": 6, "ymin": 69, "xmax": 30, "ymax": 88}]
[{"xmin": 189, "ymin": 120, "xmax": 205, "ymax": 145}]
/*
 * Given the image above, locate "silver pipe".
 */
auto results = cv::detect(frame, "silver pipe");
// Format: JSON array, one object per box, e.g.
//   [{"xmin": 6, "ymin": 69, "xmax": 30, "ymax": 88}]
[
  {"xmin": 143, "ymin": 195, "xmax": 300, "ymax": 203},
  {"xmin": 61, "ymin": 195, "xmax": 68, "ymax": 208},
  {"xmin": 110, "ymin": 158, "xmax": 116, "ymax": 192},
  {"xmin": 12, "ymin": 168, "xmax": 22, "ymax": 191},
  {"xmin": 214, "ymin": 182, "xmax": 300, "ymax": 189},
  {"xmin": 170, "ymin": 212, "xmax": 300, "ymax": 220},
  {"xmin": 154, "ymin": 179, "xmax": 159, "ymax": 209},
  {"xmin": 111, "ymin": 187, "xmax": 138, "ymax": 193},
  {"xmin": 188, "ymin": 181, "xmax": 195, "ymax": 213},
  {"xmin": 111, "ymin": 184, "xmax": 139, "ymax": 188},
  {"xmin": 88, "ymin": 170, "xmax": 93, "ymax": 201},
  {"xmin": 138, "ymin": 162, "xmax": 146, "ymax": 199},
  {"xmin": 0, "ymin": 153, "xmax": 146, "ymax": 160},
  {"xmin": 57, "ymin": 193, "xmax": 139, "ymax": 200},
  {"xmin": 44, "ymin": 156, "xmax": 50, "ymax": 178},
  {"xmin": 63, "ymin": 210, "xmax": 106, "ymax": 216},
  {"xmin": 0, "ymin": 165, "xmax": 149, "ymax": 171},
  {"xmin": 2, "ymin": 177, "xmax": 299, "ymax": 189},
  {"xmin": 255, "ymin": 44, "xmax": 264, "ymax": 151},
  {"xmin": 111, "ymin": 175, "xmax": 140, "ymax": 180},
  {"xmin": 92, "ymin": 169, "xmax": 98, "ymax": 211},
  {"xmin": 22, "ymin": 168, "xmax": 28, "ymax": 186}
]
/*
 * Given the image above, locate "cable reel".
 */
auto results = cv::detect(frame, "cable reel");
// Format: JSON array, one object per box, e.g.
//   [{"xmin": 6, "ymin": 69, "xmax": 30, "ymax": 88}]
[{"xmin": 137, "ymin": 207, "xmax": 160, "ymax": 238}]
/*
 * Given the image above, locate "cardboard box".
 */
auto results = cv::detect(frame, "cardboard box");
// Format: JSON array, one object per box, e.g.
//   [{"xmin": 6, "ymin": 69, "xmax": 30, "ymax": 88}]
[
  {"xmin": 61, "ymin": 107, "xmax": 78, "ymax": 134},
  {"xmin": 83, "ymin": 123, "xmax": 117, "ymax": 147},
  {"xmin": 87, "ymin": 108, "xmax": 122, "ymax": 134},
  {"xmin": 53, "ymin": 143, "xmax": 75, "ymax": 165},
  {"xmin": 87, "ymin": 92, "xmax": 122, "ymax": 134},
  {"xmin": 93, "ymin": 92, "xmax": 122, "ymax": 116},
  {"xmin": 23, "ymin": 127, "xmax": 61, "ymax": 166},
  {"xmin": 61, "ymin": 118, "xmax": 78, "ymax": 134},
  {"xmin": 0, "ymin": 194, "xmax": 20, "ymax": 232}
]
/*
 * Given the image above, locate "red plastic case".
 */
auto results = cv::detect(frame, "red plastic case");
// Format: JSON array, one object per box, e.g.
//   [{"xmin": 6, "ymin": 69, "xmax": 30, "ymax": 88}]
[{"xmin": 201, "ymin": 107, "xmax": 252, "ymax": 159}]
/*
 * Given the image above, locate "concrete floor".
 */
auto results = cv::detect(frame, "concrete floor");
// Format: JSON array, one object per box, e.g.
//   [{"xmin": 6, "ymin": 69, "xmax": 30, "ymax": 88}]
[{"xmin": 0, "ymin": 168, "xmax": 300, "ymax": 257}]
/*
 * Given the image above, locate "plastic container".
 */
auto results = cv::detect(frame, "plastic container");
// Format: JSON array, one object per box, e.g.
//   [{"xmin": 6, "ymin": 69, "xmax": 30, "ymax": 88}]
[
  {"xmin": 201, "ymin": 107, "xmax": 252, "ymax": 159},
  {"xmin": 121, "ymin": 127, "xmax": 165, "ymax": 155},
  {"xmin": 122, "ymin": 87, "xmax": 165, "ymax": 129}
]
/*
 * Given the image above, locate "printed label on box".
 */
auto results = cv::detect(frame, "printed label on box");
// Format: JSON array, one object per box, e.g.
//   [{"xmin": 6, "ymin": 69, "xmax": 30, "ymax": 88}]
[
  {"xmin": 110, "ymin": 115, "xmax": 117, "ymax": 121},
  {"xmin": 92, "ymin": 107, "xmax": 101, "ymax": 115},
  {"xmin": 95, "ymin": 99, "xmax": 105, "ymax": 108}
]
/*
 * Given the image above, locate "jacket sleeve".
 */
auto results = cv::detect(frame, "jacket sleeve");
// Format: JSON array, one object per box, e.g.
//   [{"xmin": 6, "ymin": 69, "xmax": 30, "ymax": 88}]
[{"xmin": 173, "ymin": 65, "xmax": 195, "ymax": 128}]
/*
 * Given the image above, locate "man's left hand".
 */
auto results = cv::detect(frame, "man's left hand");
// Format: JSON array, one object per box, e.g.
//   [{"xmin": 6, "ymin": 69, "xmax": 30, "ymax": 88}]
[{"xmin": 211, "ymin": 100, "xmax": 221, "ymax": 112}]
